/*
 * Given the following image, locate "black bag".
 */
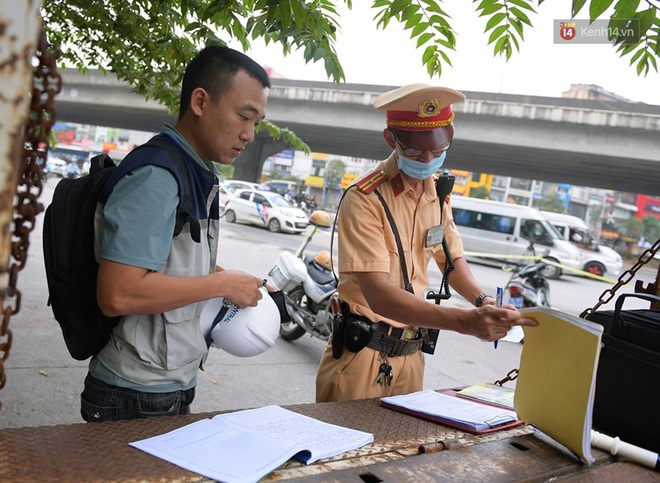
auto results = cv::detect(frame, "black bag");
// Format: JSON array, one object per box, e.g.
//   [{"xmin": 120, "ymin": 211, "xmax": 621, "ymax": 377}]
[
  {"xmin": 585, "ymin": 292, "xmax": 660, "ymax": 453},
  {"xmin": 43, "ymin": 136, "xmax": 199, "ymax": 360}
]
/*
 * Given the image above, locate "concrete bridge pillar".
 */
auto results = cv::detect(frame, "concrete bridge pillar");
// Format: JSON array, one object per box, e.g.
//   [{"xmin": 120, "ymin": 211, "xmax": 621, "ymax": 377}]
[{"xmin": 231, "ymin": 132, "xmax": 290, "ymax": 183}]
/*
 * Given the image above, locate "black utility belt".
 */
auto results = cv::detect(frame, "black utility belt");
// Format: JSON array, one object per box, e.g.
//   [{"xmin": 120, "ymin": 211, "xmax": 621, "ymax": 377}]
[{"xmin": 342, "ymin": 313, "xmax": 423, "ymax": 357}]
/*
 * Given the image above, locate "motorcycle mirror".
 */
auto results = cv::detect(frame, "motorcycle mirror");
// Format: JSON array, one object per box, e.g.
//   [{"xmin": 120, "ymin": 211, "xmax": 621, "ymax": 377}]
[{"xmin": 309, "ymin": 210, "xmax": 334, "ymax": 229}]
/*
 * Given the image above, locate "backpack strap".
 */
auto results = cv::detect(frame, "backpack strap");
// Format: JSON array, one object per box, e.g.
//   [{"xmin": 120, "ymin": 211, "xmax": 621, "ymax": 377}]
[
  {"xmin": 102, "ymin": 135, "xmax": 202, "ymax": 243},
  {"xmin": 143, "ymin": 136, "xmax": 202, "ymax": 243}
]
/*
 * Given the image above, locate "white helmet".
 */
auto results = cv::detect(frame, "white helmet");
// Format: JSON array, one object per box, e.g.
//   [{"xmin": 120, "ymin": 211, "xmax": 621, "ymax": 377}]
[{"xmin": 200, "ymin": 287, "xmax": 280, "ymax": 357}]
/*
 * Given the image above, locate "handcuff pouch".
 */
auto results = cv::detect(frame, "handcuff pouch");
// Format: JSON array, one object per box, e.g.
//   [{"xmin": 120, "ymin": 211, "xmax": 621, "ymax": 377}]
[{"xmin": 343, "ymin": 319, "xmax": 373, "ymax": 353}]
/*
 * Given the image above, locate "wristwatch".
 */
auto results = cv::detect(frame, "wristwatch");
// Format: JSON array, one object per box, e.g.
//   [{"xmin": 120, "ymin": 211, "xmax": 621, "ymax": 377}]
[{"xmin": 475, "ymin": 292, "xmax": 494, "ymax": 307}]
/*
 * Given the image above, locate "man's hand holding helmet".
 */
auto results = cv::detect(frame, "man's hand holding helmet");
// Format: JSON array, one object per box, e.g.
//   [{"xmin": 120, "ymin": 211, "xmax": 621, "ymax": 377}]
[{"xmin": 213, "ymin": 266, "xmax": 264, "ymax": 308}]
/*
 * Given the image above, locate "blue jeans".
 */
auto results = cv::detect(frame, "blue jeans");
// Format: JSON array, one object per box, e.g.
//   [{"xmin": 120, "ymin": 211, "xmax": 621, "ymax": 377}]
[{"xmin": 80, "ymin": 373, "xmax": 195, "ymax": 423}]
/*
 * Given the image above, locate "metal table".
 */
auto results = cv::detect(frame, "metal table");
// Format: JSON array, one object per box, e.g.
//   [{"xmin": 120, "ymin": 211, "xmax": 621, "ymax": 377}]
[{"xmin": 0, "ymin": 395, "xmax": 655, "ymax": 482}]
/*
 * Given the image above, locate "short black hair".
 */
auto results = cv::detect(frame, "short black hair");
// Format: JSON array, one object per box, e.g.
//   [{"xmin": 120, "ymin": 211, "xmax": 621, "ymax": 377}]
[{"xmin": 178, "ymin": 46, "xmax": 271, "ymax": 118}]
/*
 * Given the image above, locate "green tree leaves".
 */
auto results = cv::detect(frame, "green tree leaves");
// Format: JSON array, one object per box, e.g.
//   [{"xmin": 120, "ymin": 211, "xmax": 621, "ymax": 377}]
[
  {"xmin": 469, "ymin": 185, "xmax": 491, "ymax": 199},
  {"xmin": 588, "ymin": 0, "xmax": 615, "ymax": 20},
  {"xmin": 474, "ymin": 0, "xmax": 537, "ymax": 60},
  {"xmin": 472, "ymin": 0, "xmax": 658, "ymax": 73},
  {"xmin": 572, "ymin": 0, "xmax": 659, "ymax": 77},
  {"xmin": 641, "ymin": 215, "xmax": 660, "ymax": 243},
  {"xmin": 536, "ymin": 195, "xmax": 568, "ymax": 213},
  {"xmin": 616, "ymin": 8, "xmax": 659, "ymax": 77},
  {"xmin": 325, "ymin": 158, "xmax": 346, "ymax": 188},
  {"xmin": 373, "ymin": 0, "xmax": 456, "ymax": 77},
  {"xmin": 619, "ymin": 216, "xmax": 643, "ymax": 240}
]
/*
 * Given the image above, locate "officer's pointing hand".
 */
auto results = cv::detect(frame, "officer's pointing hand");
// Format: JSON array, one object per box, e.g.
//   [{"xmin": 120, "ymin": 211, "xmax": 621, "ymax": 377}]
[{"xmin": 470, "ymin": 305, "xmax": 538, "ymax": 341}]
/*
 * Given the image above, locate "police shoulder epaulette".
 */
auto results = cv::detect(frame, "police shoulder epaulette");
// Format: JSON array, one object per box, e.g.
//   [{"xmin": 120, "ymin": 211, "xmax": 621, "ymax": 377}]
[{"xmin": 355, "ymin": 170, "xmax": 388, "ymax": 194}]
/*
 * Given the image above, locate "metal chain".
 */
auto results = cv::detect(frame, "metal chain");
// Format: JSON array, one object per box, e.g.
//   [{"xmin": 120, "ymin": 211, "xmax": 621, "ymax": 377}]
[
  {"xmin": 0, "ymin": 27, "xmax": 60, "ymax": 400},
  {"xmin": 579, "ymin": 237, "xmax": 660, "ymax": 319},
  {"xmin": 494, "ymin": 368, "xmax": 518, "ymax": 387}
]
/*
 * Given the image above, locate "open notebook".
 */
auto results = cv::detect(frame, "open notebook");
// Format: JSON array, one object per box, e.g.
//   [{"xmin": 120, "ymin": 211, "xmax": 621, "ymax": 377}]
[{"xmin": 130, "ymin": 405, "xmax": 373, "ymax": 483}]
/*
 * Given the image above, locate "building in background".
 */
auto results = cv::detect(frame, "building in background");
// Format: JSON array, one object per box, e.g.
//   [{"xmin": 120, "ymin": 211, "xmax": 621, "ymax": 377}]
[
  {"xmin": 51, "ymin": 122, "xmax": 155, "ymax": 162},
  {"xmin": 562, "ymin": 84, "xmax": 631, "ymax": 102},
  {"xmin": 635, "ymin": 194, "xmax": 660, "ymax": 220},
  {"xmin": 262, "ymin": 149, "xmax": 378, "ymax": 209},
  {"xmin": 449, "ymin": 170, "xmax": 492, "ymax": 198}
]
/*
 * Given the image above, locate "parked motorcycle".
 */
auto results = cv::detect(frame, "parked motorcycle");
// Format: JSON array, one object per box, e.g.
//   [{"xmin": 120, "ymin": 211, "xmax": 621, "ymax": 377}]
[
  {"xmin": 504, "ymin": 244, "xmax": 552, "ymax": 309},
  {"xmin": 268, "ymin": 210, "xmax": 338, "ymax": 341}
]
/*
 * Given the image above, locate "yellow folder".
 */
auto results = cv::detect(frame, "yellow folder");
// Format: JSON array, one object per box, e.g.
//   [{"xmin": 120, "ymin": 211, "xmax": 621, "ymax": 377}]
[{"xmin": 514, "ymin": 307, "xmax": 604, "ymax": 464}]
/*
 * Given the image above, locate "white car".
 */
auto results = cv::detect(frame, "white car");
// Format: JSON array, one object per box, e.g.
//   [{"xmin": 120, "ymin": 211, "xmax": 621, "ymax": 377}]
[
  {"xmin": 222, "ymin": 180, "xmax": 262, "ymax": 194},
  {"xmin": 217, "ymin": 183, "xmax": 232, "ymax": 211},
  {"xmin": 46, "ymin": 157, "xmax": 68, "ymax": 177},
  {"xmin": 223, "ymin": 189, "xmax": 309, "ymax": 234}
]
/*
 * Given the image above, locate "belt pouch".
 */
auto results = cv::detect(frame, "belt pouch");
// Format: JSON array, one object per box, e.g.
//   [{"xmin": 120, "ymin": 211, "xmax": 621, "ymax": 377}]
[
  {"xmin": 331, "ymin": 301, "xmax": 351, "ymax": 359},
  {"xmin": 421, "ymin": 328, "xmax": 440, "ymax": 355},
  {"xmin": 331, "ymin": 319, "xmax": 345, "ymax": 359},
  {"xmin": 343, "ymin": 319, "xmax": 372, "ymax": 353}
]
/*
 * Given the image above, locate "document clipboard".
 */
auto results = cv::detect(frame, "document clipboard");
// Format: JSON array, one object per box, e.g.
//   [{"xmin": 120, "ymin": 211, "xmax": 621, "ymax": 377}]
[{"xmin": 380, "ymin": 389, "xmax": 523, "ymax": 435}]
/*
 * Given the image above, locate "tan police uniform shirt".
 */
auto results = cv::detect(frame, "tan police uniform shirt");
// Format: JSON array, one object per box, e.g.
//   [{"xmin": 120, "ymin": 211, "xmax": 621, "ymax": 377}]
[
  {"xmin": 338, "ymin": 153, "xmax": 463, "ymax": 324},
  {"xmin": 316, "ymin": 153, "xmax": 464, "ymax": 402}
]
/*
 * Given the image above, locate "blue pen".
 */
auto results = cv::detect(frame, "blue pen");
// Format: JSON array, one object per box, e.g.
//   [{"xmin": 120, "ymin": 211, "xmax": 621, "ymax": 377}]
[{"xmin": 494, "ymin": 287, "xmax": 504, "ymax": 349}]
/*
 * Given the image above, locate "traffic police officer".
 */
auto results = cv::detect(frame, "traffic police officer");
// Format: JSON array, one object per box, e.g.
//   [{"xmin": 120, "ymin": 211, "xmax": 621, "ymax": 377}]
[{"xmin": 315, "ymin": 84, "xmax": 537, "ymax": 402}]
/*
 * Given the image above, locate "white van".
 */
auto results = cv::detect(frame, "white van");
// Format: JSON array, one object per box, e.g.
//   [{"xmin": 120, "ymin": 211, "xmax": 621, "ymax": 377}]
[
  {"xmin": 450, "ymin": 197, "xmax": 582, "ymax": 279},
  {"xmin": 541, "ymin": 211, "xmax": 623, "ymax": 278}
]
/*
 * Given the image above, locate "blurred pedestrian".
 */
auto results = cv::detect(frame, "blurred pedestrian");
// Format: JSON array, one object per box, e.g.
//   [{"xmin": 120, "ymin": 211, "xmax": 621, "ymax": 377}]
[{"xmin": 66, "ymin": 161, "xmax": 81, "ymax": 179}]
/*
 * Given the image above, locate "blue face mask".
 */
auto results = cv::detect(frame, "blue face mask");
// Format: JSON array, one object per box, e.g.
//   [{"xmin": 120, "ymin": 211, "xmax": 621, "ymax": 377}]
[{"xmin": 396, "ymin": 152, "xmax": 447, "ymax": 179}]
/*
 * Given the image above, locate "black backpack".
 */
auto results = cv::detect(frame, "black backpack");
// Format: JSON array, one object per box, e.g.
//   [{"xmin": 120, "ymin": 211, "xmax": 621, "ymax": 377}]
[{"xmin": 43, "ymin": 136, "xmax": 201, "ymax": 360}]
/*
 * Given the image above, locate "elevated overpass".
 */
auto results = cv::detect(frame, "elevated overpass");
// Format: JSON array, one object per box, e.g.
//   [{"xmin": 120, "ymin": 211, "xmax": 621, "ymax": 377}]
[{"xmin": 55, "ymin": 69, "xmax": 660, "ymax": 195}]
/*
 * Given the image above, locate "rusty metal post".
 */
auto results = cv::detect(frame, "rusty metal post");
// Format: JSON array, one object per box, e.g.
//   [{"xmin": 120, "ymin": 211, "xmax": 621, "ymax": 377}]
[
  {"xmin": 0, "ymin": 2, "xmax": 42, "ymax": 291},
  {"xmin": 0, "ymin": 1, "xmax": 44, "ymax": 397}
]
